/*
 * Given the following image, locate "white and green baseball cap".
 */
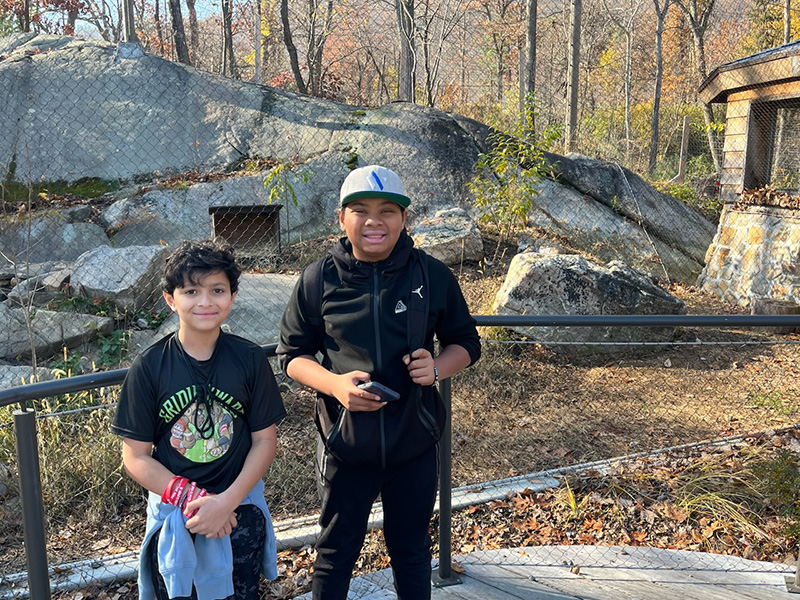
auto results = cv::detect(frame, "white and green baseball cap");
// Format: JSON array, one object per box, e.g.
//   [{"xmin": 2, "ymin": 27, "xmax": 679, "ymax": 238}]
[{"xmin": 340, "ymin": 165, "xmax": 411, "ymax": 209}]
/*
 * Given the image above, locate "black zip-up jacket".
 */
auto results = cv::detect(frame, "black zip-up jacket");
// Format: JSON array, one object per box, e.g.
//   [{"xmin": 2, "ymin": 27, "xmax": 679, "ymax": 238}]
[{"xmin": 277, "ymin": 230, "xmax": 480, "ymax": 469}]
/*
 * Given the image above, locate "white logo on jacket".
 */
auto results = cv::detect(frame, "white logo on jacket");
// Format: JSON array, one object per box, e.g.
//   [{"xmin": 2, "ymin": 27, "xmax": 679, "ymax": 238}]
[{"xmin": 395, "ymin": 300, "xmax": 407, "ymax": 313}]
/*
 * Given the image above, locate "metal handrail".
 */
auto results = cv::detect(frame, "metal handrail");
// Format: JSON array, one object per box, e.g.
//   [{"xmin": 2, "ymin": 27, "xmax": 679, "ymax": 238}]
[{"xmin": 4, "ymin": 315, "xmax": 799, "ymax": 409}]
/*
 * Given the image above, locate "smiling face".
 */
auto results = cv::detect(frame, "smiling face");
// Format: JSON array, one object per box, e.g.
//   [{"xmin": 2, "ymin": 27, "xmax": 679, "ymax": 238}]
[
  {"xmin": 338, "ymin": 197, "xmax": 407, "ymax": 262},
  {"xmin": 163, "ymin": 269, "xmax": 236, "ymax": 338}
]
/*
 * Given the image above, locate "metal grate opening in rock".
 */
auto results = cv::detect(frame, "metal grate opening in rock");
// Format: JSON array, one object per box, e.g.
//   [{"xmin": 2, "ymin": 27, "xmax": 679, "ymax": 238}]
[{"xmin": 208, "ymin": 205, "xmax": 283, "ymax": 269}]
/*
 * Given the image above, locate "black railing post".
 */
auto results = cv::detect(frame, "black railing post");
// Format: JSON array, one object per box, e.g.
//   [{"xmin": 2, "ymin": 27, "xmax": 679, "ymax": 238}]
[
  {"xmin": 433, "ymin": 377, "xmax": 461, "ymax": 587},
  {"xmin": 14, "ymin": 407, "xmax": 52, "ymax": 600}
]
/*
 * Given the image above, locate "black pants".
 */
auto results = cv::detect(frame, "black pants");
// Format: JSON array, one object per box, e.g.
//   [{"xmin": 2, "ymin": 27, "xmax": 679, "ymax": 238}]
[
  {"xmin": 147, "ymin": 504, "xmax": 266, "ymax": 600},
  {"xmin": 312, "ymin": 442, "xmax": 439, "ymax": 600}
]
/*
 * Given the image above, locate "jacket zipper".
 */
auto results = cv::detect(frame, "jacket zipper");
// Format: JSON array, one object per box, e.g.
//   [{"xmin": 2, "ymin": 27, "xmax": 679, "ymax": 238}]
[{"xmin": 372, "ymin": 263, "xmax": 387, "ymax": 469}]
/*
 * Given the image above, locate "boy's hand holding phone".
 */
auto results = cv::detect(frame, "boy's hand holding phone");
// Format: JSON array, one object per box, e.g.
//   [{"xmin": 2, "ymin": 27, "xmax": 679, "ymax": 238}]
[{"xmin": 357, "ymin": 381, "xmax": 400, "ymax": 403}]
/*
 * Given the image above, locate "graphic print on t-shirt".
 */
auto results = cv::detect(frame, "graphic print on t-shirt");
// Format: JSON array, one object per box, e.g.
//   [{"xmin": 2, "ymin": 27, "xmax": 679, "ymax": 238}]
[{"xmin": 163, "ymin": 385, "xmax": 238, "ymax": 463}]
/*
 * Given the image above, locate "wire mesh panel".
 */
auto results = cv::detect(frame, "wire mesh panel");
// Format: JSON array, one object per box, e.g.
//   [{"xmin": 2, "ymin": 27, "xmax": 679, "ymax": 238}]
[
  {"xmin": 2, "ymin": 332, "xmax": 800, "ymax": 598},
  {"xmin": 3, "ymin": 0, "xmax": 800, "ymax": 597}
]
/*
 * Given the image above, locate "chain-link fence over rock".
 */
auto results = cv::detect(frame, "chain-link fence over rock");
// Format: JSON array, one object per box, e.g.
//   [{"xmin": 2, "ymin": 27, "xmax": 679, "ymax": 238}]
[
  {"xmin": 0, "ymin": 30, "xmax": 724, "ymax": 387},
  {"xmin": 0, "ymin": 302, "xmax": 114, "ymax": 360},
  {"xmin": 535, "ymin": 154, "xmax": 717, "ymax": 284},
  {"xmin": 492, "ymin": 254, "xmax": 686, "ymax": 344},
  {"xmin": 6, "ymin": 266, "xmax": 71, "ymax": 307},
  {"xmin": 409, "ymin": 207, "xmax": 484, "ymax": 266},
  {"xmin": 70, "ymin": 245, "xmax": 169, "ymax": 312},
  {"xmin": 2, "ymin": 33, "xmax": 715, "ymax": 259},
  {"xmin": 0, "ymin": 215, "xmax": 109, "ymax": 266}
]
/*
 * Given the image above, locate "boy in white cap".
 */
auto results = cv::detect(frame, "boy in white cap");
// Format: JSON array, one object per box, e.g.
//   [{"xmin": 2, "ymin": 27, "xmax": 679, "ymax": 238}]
[{"xmin": 278, "ymin": 165, "xmax": 481, "ymax": 599}]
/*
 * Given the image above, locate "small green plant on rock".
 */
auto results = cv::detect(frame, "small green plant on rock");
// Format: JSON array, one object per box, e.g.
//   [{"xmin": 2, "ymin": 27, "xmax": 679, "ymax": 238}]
[
  {"xmin": 264, "ymin": 161, "xmax": 312, "ymax": 245},
  {"xmin": 469, "ymin": 93, "xmax": 561, "ymax": 258}
]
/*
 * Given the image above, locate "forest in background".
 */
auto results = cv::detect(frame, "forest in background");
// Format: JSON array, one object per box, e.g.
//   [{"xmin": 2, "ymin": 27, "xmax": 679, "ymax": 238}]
[{"xmin": 1, "ymin": 0, "xmax": 797, "ymax": 182}]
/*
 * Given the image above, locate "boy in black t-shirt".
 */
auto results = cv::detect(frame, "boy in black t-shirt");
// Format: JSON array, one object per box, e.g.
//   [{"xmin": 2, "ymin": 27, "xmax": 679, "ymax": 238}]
[{"xmin": 112, "ymin": 240, "xmax": 286, "ymax": 600}]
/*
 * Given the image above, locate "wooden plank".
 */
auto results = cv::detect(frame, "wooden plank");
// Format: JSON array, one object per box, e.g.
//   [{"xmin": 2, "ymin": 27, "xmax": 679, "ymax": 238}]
[
  {"xmin": 575, "ymin": 563, "xmax": 756, "ymax": 600},
  {"xmin": 724, "ymin": 117, "xmax": 749, "ymax": 137},
  {"xmin": 605, "ymin": 547, "xmax": 794, "ymax": 600},
  {"xmin": 461, "ymin": 548, "xmax": 643, "ymax": 600},
  {"xmin": 722, "ymin": 131, "xmax": 746, "ymax": 150},
  {"xmin": 521, "ymin": 546, "xmax": 795, "ymax": 600},
  {"xmin": 297, "ymin": 546, "xmax": 795, "ymax": 600},
  {"xmin": 722, "ymin": 152, "xmax": 745, "ymax": 170},
  {"xmin": 453, "ymin": 561, "xmax": 581, "ymax": 599},
  {"xmin": 729, "ymin": 81, "xmax": 800, "ymax": 103}
]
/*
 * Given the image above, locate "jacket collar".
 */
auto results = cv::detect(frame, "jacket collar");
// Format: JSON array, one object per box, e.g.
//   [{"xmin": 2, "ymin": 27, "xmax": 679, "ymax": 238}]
[{"xmin": 330, "ymin": 229, "xmax": 414, "ymax": 284}]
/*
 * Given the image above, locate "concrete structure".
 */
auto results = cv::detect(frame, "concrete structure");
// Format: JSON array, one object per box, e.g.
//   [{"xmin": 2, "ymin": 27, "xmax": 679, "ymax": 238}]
[{"xmin": 698, "ymin": 43, "xmax": 800, "ymax": 309}]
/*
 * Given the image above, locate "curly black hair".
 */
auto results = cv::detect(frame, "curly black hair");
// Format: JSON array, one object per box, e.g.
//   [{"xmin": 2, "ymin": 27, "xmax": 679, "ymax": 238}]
[{"xmin": 162, "ymin": 240, "xmax": 242, "ymax": 294}]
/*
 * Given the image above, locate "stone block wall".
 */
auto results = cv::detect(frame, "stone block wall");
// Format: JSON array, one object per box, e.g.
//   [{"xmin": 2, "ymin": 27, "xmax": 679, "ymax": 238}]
[{"xmin": 698, "ymin": 205, "xmax": 800, "ymax": 306}]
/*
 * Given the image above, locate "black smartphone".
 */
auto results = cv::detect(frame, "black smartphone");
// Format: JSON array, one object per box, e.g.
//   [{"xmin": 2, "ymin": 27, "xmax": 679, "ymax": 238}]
[{"xmin": 357, "ymin": 381, "xmax": 401, "ymax": 402}]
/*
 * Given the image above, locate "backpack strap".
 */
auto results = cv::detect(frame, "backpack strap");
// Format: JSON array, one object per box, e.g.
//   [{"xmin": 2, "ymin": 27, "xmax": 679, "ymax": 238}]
[{"xmin": 301, "ymin": 256, "xmax": 329, "ymax": 334}]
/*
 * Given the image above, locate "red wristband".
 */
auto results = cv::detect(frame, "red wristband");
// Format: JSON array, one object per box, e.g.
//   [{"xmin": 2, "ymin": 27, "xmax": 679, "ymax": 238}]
[
  {"xmin": 183, "ymin": 484, "xmax": 211, "ymax": 518},
  {"xmin": 161, "ymin": 476, "xmax": 189, "ymax": 506}
]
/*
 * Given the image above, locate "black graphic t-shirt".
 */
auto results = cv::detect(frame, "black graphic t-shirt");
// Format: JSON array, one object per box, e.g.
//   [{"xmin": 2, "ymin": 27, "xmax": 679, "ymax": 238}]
[{"xmin": 111, "ymin": 331, "xmax": 286, "ymax": 493}]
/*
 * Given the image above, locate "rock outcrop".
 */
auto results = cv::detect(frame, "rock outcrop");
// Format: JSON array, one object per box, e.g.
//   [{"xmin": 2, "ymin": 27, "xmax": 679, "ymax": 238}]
[{"xmin": 492, "ymin": 253, "xmax": 686, "ymax": 344}]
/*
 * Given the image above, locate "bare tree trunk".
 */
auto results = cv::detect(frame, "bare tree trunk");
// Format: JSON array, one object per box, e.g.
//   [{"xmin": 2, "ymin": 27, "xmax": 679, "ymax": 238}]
[
  {"xmin": 21, "ymin": 0, "xmax": 30, "ymax": 32},
  {"xmin": 281, "ymin": 0, "xmax": 308, "ymax": 93},
  {"xmin": 565, "ymin": 0, "xmax": 582, "ymax": 153},
  {"xmin": 185, "ymin": 0, "xmax": 199, "ymax": 63},
  {"xmin": 66, "ymin": 8, "xmax": 78, "ymax": 34},
  {"xmin": 396, "ymin": 0, "xmax": 415, "ymax": 102},
  {"xmin": 675, "ymin": 0, "xmax": 721, "ymax": 172},
  {"xmin": 494, "ymin": 33, "xmax": 504, "ymax": 101},
  {"xmin": 524, "ymin": 0, "xmax": 537, "ymax": 133},
  {"xmin": 167, "ymin": 0, "xmax": 191, "ymax": 64},
  {"xmin": 365, "ymin": 47, "xmax": 392, "ymax": 104},
  {"xmin": 253, "ymin": 1, "xmax": 262, "ymax": 83},
  {"xmin": 155, "ymin": 0, "xmax": 165, "ymax": 54},
  {"xmin": 694, "ymin": 33, "xmax": 721, "ymax": 172},
  {"xmin": 307, "ymin": 0, "xmax": 334, "ymax": 96},
  {"xmin": 222, "ymin": 0, "xmax": 235, "ymax": 77},
  {"xmin": 649, "ymin": 0, "xmax": 670, "ymax": 174},
  {"xmin": 785, "ymin": 0, "xmax": 791, "ymax": 43}
]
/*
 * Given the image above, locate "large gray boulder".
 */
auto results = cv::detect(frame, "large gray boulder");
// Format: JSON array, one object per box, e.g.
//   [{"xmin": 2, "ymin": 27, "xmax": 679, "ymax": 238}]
[
  {"xmin": 0, "ymin": 35, "xmax": 713, "ymax": 284},
  {"xmin": 71, "ymin": 245, "xmax": 170, "ymax": 311},
  {"xmin": 543, "ymin": 153, "xmax": 716, "ymax": 269},
  {"xmin": 0, "ymin": 215, "xmax": 109, "ymax": 265},
  {"xmin": 493, "ymin": 253, "xmax": 686, "ymax": 344},
  {"xmin": 6, "ymin": 266, "xmax": 71, "ymax": 307},
  {"xmin": 0, "ymin": 302, "xmax": 114, "ymax": 360},
  {"xmin": 410, "ymin": 208, "xmax": 483, "ymax": 266}
]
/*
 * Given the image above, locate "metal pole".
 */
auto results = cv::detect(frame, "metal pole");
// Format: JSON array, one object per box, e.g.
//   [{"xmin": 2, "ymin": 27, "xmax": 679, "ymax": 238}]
[
  {"xmin": 433, "ymin": 377, "xmax": 461, "ymax": 587},
  {"xmin": 677, "ymin": 115, "xmax": 690, "ymax": 184},
  {"xmin": 14, "ymin": 407, "xmax": 51, "ymax": 600},
  {"xmin": 564, "ymin": 0, "xmax": 582, "ymax": 153},
  {"xmin": 786, "ymin": 555, "xmax": 800, "ymax": 592}
]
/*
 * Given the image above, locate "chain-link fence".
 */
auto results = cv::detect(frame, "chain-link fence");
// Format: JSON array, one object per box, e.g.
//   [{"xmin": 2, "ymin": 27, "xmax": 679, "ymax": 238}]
[
  {"xmin": 1, "ymin": 329, "xmax": 800, "ymax": 598},
  {"xmin": 3, "ymin": 0, "xmax": 800, "ymax": 597},
  {"xmin": 4, "ymin": 0, "xmax": 800, "ymax": 376}
]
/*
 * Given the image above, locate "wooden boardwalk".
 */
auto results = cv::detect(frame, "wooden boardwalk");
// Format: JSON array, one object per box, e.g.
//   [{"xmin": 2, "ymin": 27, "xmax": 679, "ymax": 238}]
[{"xmin": 302, "ymin": 545, "xmax": 797, "ymax": 600}]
